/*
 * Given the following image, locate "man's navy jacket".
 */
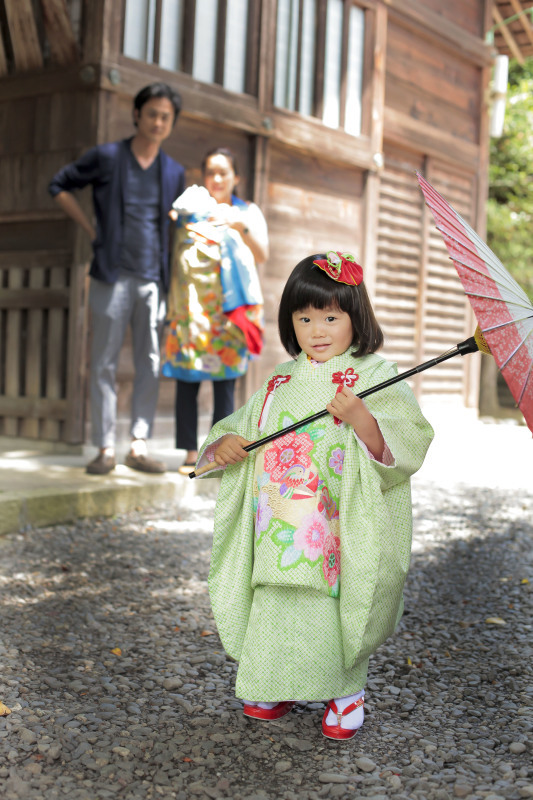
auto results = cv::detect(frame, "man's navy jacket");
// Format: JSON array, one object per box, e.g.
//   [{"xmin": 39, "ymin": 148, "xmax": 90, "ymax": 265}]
[{"xmin": 48, "ymin": 137, "xmax": 185, "ymax": 292}]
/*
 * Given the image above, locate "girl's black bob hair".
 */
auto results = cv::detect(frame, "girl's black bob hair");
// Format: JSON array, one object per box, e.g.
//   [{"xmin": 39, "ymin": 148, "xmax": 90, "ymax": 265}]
[{"xmin": 278, "ymin": 254, "xmax": 384, "ymax": 359}]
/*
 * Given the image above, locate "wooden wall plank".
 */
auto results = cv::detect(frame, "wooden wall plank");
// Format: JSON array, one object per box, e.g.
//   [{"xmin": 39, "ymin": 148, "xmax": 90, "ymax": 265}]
[
  {"xmin": 64, "ymin": 245, "xmax": 90, "ymax": 444},
  {"xmin": 0, "ymin": 251, "xmax": 70, "ymax": 269},
  {"xmin": 0, "ymin": 65, "xmax": 89, "ymax": 102},
  {"xmin": 0, "ymin": 396, "xmax": 67, "ymax": 420},
  {"xmin": 388, "ymin": 24, "xmax": 480, "ymax": 113},
  {"xmin": 0, "ymin": 220, "xmax": 71, "ymax": 251},
  {"xmin": 39, "ymin": 0, "xmax": 78, "ymax": 65},
  {"xmin": 0, "ymin": 288, "xmax": 69, "ymax": 309},
  {"xmin": 410, "ymin": 0, "xmax": 484, "ymax": 36},
  {"xmin": 3, "ymin": 267, "xmax": 24, "ymax": 436},
  {"xmin": 4, "ymin": 0, "xmax": 43, "ymax": 72},
  {"xmin": 20, "ymin": 267, "xmax": 45, "ymax": 437},
  {"xmin": 42, "ymin": 267, "xmax": 67, "ymax": 440},
  {"xmin": 383, "ymin": 0, "xmax": 492, "ymax": 64},
  {"xmin": 383, "ymin": 107, "xmax": 480, "ymax": 169}
]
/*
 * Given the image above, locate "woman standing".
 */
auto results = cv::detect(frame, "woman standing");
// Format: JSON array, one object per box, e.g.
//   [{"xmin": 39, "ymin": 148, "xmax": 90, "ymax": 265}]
[{"xmin": 163, "ymin": 148, "xmax": 268, "ymax": 474}]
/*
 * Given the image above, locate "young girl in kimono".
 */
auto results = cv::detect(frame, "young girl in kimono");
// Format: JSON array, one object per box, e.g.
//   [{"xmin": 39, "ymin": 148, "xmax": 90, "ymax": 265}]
[{"xmin": 196, "ymin": 251, "xmax": 434, "ymax": 739}]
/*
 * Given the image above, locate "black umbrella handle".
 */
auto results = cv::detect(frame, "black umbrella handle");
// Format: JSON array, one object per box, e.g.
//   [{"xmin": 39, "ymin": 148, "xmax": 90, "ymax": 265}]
[
  {"xmin": 189, "ymin": 336, "xmax": 479, "ymax": 477},
  {"xmin": 240, "ymin": 336, "xmax": 478, "ymax": 452}
]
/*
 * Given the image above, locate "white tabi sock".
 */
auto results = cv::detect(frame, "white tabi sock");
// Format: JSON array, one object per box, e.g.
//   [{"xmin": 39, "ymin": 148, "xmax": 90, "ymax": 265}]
[
  {"xmin": 242, "ymin": 700, "xmax": 280, "ymax": 709},
  {"xmin": 325, "ymin": 689, "xmax": 365, "ymax": 730}
]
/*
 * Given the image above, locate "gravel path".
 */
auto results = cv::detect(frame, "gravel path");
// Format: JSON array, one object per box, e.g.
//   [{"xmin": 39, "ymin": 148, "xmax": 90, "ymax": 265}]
[{"xmin": 0, "ymin": 477, "xmax": 532, "ymax": 800}]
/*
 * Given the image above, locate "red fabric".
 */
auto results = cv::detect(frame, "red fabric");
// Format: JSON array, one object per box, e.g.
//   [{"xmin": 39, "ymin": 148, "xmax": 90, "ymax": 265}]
[
  {"xmin": 330, "ymin": 368, "xmax": 359, "ymax": 425},
  {"xmin": 226, "ymin": 306, "xmax": 263, "ymax": 356},
  {"xmin": 313, "ymin": 251, "xmax": 364, "ymax": 286}
]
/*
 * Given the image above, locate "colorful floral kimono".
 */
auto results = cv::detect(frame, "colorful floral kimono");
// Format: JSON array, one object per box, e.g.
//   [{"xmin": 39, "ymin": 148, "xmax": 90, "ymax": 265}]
[
  {"xmin": 197, "ymin": 350, "xmax": 434, "ymax": 701},
  {"xmin": 162, "ymin": 196, "xmax": 265, "ymax": 382}
]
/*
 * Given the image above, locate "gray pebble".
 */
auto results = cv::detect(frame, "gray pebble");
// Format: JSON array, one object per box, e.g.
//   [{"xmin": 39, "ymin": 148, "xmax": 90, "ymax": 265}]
[
  {"xmin": 356, "ymin": 756, "xmax": 377, "ymax": 773},
  {"xmin": 0, "ymin": 481, "xmax": 531, "ymax": 799}
]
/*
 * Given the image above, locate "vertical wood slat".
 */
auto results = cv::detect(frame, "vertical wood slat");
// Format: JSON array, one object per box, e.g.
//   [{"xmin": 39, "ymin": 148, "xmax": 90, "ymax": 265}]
[
  {"xmin": 152, "ymin": 0, "xmax": 163, "ymax": 64},
  {"xmin": 182, "ymin": 0, "xmax": 197, "ymax": 74},
  {"xmin": 214, "ymin": 0, "xmax": 227, "ymax": 85},
  {"xmin": 84, "ymin": 0, "xmax": 123, "ymax": 65},
  {"xmin": 294, "ymin": 0, "xmax": 305, "ymax": 113},
  {"xmin": 314, "ymin": 0, "xmax": 327, "ymax": 119},
  {"xmin": 366, "ymin": 2, "xmax": 386, "ymax": 152},
  {"xmin": 256, "ymin": 0, "xmax": 276, "ymax": 111},
  {"xmin": 20, "ymin": 267, "xmax": 45, "ymax": 438},
  {"xmin": 4, "ymin": 0, "xmax": 43, "ymax": 72},
  {"xmin": 42, "ymin": 267, "xmax": 66, "ymax": 441},
  {"xmin": 39, "ymin": 0, "xmax": 78, "ymax": 65},
  {"xmin": 338, "ymin": 0, "xmax": 351, "ymax": 130},
  {"xmin": 65, "ymin": 233, "xmax": 91, "ymax": 444},
  {"xmin": 245, "ymin": 0, "xmax": 261, "ymax": 96},
  {"xmin": 4, "ymin": 267, "xmax": 24, "ymax": 436}
]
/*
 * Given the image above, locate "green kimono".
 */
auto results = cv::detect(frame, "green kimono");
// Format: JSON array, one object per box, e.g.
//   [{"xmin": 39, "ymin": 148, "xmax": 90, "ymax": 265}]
[{"xmin": 197, "ymin": 350, "xmax": 434, "ymax": 701}]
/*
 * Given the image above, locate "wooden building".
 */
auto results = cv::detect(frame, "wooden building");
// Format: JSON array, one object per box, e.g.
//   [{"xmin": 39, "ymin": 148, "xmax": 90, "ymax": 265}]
[{"xmin": 0, "ymin": 0, "xmax": 530, "ymax": 446}]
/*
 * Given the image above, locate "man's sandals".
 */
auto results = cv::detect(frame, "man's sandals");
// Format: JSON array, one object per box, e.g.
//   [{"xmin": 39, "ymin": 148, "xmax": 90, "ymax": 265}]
[{"xmin": 321, "ymin": 696, "xmax": 364, "ymax": 740}]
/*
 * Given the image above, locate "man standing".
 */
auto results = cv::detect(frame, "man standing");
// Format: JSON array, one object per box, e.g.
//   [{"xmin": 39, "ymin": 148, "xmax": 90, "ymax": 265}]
[{"xmin": 49, "ymin": 83, "xmax": 185, "ymax": 475}]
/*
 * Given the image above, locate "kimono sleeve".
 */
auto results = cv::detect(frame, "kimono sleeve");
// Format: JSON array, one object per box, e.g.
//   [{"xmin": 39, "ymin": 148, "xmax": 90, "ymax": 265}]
[
  {"xmin": 195, "ymin": 387, "xmax": 264, "ymax": 477},
  {"xmin": 356, "ymin": 362, "xmax": 434, "ymax": 490},
  {"xmin": 339, "ymin": 365, "xmax": 434, "ymax": 668},
  {"xmin": 201, "ymin": 388, "xmax": 265, "ymax": 660}
]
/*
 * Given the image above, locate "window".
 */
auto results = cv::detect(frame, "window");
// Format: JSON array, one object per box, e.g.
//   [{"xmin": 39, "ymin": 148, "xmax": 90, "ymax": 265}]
[
  {"xmin": 122, "ymin": 0, "xmax": 255, "ymax": 95},
  {"xmin": 274, "ymin": 0, "xmax": 366, "ymax": 136}
]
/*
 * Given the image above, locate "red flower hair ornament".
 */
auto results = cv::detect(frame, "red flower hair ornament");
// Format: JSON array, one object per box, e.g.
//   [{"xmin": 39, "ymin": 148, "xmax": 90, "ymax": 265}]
[{"xmin": 313, "ymin": 251, "xmax": 363, "ymax": 286}]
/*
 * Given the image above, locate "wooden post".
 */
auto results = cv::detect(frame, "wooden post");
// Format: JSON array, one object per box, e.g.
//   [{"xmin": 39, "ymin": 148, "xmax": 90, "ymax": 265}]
[
  {"xmin": 4, "ymin": 0, "xmax": 43, "ymax": 72},
  {"xmin": 39, "ymin": 0, "xmax": 78, "ymax": 65},
  {"xmin": 65, "ymin": 223, "xmax": 91, "ymax": 444}
]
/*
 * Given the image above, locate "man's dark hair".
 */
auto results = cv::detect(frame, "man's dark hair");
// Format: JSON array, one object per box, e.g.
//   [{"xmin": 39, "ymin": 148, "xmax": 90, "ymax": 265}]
[{"xmin": 133, "ymin": 83, "xmax": 182, "ymax": 125}]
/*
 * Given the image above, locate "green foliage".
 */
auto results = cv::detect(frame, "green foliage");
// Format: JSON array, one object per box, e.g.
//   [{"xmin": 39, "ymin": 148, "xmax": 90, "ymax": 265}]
[{"xmin": 488, "ymin": 57, "xmax": 533, "ymax": 301}]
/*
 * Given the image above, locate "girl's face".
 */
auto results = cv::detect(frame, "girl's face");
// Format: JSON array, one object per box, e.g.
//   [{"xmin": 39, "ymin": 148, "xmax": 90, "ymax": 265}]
[
  {"xmin": 292, "ymin": 305, "xmax": 353, "ymax": 362},
  {"xmin": 203, "ymin": 154, "xmax": 239, "ymax": 205}
]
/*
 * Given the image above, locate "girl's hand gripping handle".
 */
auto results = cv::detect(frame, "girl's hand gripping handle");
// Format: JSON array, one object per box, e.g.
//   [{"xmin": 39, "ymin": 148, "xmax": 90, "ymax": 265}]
[{"xmin": 190, "ymin": 435, "xmax": 252, "ymax": 479}]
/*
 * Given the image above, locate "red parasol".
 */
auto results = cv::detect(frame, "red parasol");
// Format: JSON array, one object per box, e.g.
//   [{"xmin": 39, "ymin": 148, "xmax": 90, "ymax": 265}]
[{"xmin": 416, "ymin": 173, "xmax": 533, "ymax": 434}]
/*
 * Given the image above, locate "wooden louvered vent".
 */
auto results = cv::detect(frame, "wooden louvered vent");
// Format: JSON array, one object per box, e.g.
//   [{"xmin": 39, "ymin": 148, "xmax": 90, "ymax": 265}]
[
  {"xmin": 374, "ymin": 149, "xmax": 475, "ymax": 401},
  {"xmin": 374, "ymin": 148, "xmax": 424, "ymax": 377},
  {"xmin": 422, "ymin": 164, "xmax": 475, "ymax": 398}
]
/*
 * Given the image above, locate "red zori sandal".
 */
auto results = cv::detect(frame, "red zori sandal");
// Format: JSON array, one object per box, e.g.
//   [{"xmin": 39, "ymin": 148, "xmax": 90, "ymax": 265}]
[
  {"xmin": 321, "ymin": 696, "xmax": 364, "ymax": 740},
  {"xmin": 243, "ymin": 701, "xmax": 295, "ymax": 720}
]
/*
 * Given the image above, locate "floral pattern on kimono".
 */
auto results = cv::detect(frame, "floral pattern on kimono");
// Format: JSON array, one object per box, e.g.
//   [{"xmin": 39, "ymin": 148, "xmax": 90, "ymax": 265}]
[
  {"xmin": 197, "ymin": 350, "xmax": 434, "ymax": 669},
  {"xmin": 162, "ymin": 199, "xmax": 266, "ymax": 382}
]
